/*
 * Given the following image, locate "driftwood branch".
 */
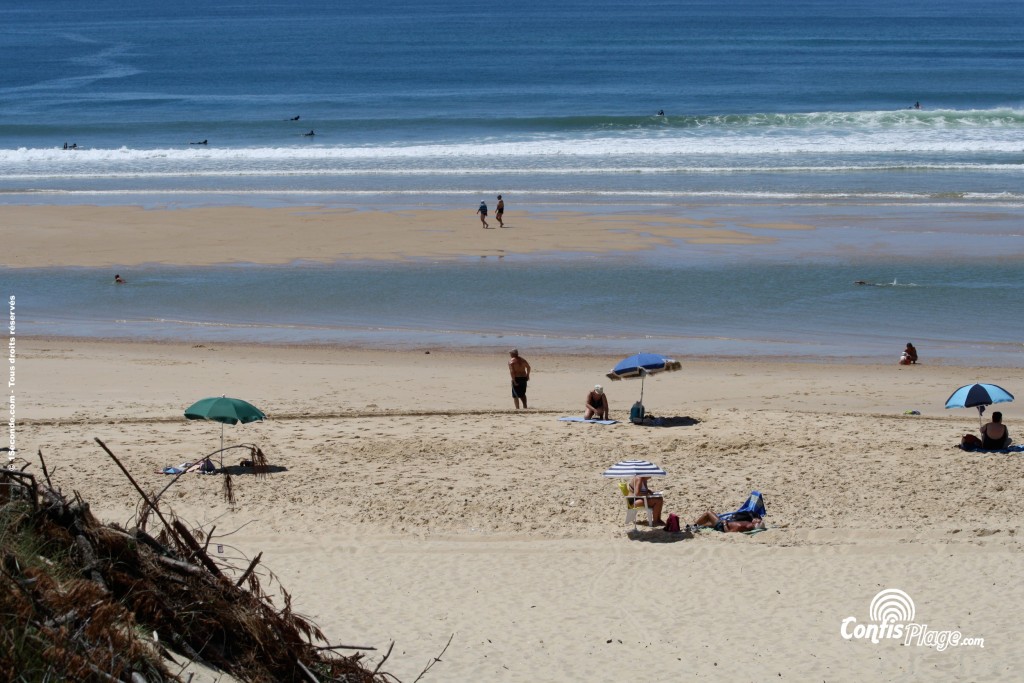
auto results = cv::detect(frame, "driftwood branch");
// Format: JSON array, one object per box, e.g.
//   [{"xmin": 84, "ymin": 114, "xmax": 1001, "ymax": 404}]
[
  {"xmin": 151, "ymin": 443, "xmax": 261, "ymax": 506},
  {"xmin": 296, "ymin": 659, "xmax": 320, "ymax": 683},
  {"xmin": 37, "ymin": 449, "xmax": 53, "ymax": 489},
  {"xmin": 201, "ymin": 524, "xmax": 216, "ymax": 554},
  {"xmin": 412, "ymin": 633, "xmax": 454, "ymax": 683},
  {"xmin": 314, "ymin": 643, "xmax": 378, "ymax": 652},
  {"xmin": 171, "ymin": 520, "xmax": 224, "ymax": 579},
  {"xmin": 235, "ymin": 551, "xmax": 262, "ymax": 587},
  {"xmin": 372, "ymin": 641, "xmax": 396, "ymax": 676},
  {"xmin": 95, "ymin": 438, "xmax": 175, "ymax": 534},
  {"xmin": 0, "ymin": 469, "xmax": 39, "ymax": 511},
  {"xmin": 156, "ymin": 555, "xmax": 204, "ymax": 576}
]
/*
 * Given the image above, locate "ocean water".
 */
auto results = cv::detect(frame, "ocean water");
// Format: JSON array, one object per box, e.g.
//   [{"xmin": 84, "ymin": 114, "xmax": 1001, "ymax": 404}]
[
  {"xmin": 7, "ymin": 258, "xmax": 1024, "ymax": 365},
  {"xmin": 2, "ymin": 0, "xmax": 1024, "ymax": 363},
  {"xmin": 1, "ymin": 0, "xmax": 1023, "ymax": 204}
]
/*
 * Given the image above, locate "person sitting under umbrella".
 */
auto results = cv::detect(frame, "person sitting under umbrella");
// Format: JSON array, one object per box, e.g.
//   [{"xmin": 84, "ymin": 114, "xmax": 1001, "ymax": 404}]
[
  {"xmin": 629, "ymin": 475, "xmax": 665, "ymax": 526},
  {"xmin": 980, "ymin": 411, "xmax": 1012, "ymax": 450},
  {"xmin": 584, "ymin": 384, "xmax": 609, "ymax": 420}
]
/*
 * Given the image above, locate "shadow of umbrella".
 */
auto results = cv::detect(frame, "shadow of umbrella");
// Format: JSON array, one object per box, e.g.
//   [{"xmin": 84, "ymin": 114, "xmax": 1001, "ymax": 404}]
[{"xmin": 184, "ymin": 396, "xmax": 266, "ymax": 466}]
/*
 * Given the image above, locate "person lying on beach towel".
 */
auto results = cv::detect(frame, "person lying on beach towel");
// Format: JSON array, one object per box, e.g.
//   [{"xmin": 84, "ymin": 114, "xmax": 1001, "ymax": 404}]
[
  {"xmin": 159, "ymin": 457, "xmax": 217, "ymax": 475},
  {"xmin": 691, "ymin": 510, "xmax": 765, "ymax": 533}
]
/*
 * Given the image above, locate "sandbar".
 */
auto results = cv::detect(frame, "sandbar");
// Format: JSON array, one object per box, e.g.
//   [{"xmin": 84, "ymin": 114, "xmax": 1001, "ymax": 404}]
[{"xmin": 1, "ymin": 204, "xmax": 785, "ymax": 267}]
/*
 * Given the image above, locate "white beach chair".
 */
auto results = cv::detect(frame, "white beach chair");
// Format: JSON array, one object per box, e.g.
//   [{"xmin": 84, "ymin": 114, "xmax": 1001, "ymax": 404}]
[{"xmin": 617, "ymin": 481, "xmax": 658, "ymax": 528}]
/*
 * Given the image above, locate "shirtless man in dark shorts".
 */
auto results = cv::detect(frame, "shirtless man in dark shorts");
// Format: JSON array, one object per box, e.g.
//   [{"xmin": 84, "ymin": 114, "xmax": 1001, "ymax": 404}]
[
  {"xmin": 508, "ymin": 348, "xmax": 531, "ymax": 409},
  {"xmin": 495, "ymin": 195, "xmax": 505, "ymax": 228}
]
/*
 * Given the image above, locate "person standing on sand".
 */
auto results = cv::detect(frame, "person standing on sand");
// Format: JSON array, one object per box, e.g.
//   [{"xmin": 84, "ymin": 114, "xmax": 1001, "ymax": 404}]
[
  {"xmin": 495, "ymin": 195, "xmax": 505, "ymax": 228},
  {"xmin": 508, "ymin": 348, "xmax": 531, "ymax": 409},
  {"xmin": 478, "ymin": 200, "xmax": 489, "ymax": 228}
]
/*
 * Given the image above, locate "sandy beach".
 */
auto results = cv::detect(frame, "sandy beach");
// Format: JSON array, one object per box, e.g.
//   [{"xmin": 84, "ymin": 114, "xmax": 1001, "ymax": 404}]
[
  {"xmin": 0, "ymin": 204, "xmax": 805, "ymax": 267},
  {"xmin": 7, "ymin": 2, "xmax": 1024, "ymax": 679},
  {"xmin": 13, "ymin": 337, "xmax": 1023, "ymax": 681}
]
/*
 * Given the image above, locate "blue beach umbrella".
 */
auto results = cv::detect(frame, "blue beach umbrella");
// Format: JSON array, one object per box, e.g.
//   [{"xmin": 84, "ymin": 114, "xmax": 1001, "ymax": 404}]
[
  {"xmin": 944, "ymin": 383, "xmax": 1014, "ymax": 428},
  {"xmin": 606, "ymin": 352, "xmax": 682, "ymax": 404}
]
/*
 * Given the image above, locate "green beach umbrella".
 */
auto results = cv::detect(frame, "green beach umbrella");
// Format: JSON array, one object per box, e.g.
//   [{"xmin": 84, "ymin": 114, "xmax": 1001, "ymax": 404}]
[{"xmin": 184, "ymin": 396, "xmax": 267, "ymax": 457}]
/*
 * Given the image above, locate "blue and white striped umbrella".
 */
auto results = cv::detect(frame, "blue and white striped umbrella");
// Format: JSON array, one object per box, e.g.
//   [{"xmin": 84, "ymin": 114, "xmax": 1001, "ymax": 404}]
[
  {"xmin": 945, "ymin": 383, "xmax": 1014, "ymax": 427},
  {"xmin": 601, "ymin": 459, "xmax": 667, "ymax": 478}
]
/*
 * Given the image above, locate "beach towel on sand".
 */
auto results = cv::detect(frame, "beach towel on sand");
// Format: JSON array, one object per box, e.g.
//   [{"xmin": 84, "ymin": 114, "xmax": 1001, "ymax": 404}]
[
  {"xmin": 958, "ymin": 442, "xmax": 1023, "ymax": 454},
  {"xmin": 719, "ymin": 490, "xmax": 767, "ymax": 522},
  {"xmin": 159, "ymin": 461, "xmax": 207, "ymax": 474},
  {"xmin": 559, "ymin": 417, "xmax": 618, "ymax": 425}
]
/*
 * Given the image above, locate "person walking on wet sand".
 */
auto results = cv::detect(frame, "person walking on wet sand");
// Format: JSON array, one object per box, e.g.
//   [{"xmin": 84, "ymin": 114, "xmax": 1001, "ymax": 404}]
[
  {"xmin": 477, "ymin": 200, "xmax": 489, "ymax": 228},
  {"xmin": 508, "ymin": 348, "xmax": 531, "ymax": 409},
  {"xmin": 495, "ymin": 195, "xmax": 505, "ymax": 228}
]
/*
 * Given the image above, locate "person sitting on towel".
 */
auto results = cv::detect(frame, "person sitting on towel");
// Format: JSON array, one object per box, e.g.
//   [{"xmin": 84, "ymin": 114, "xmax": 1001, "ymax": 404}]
[
  {"xmin": 980, "ymin": 411, "xmax": 1012, "ymax": 450},
  {"xmin": 629, "ymin": 475, "xmax": 665, "ymax": 526},
  {"xmin": 692, "ymin": 510, "xmax": 765, "ymax": 533},
  {"xmin": 584, "ymin": 384, "xmax": 609, "ymax": 420}
]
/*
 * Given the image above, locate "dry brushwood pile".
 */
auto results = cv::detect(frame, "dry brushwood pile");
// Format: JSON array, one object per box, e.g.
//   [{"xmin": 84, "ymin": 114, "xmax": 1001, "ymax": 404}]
[{"xmin": 0, "ymin": 440, "xmax": 391, "ymax": 683}]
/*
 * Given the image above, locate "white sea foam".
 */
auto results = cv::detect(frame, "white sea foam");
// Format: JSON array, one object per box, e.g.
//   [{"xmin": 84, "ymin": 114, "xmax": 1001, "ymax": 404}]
[
  {"xmin": 3, "ymin": 111, "xmax": 1024, "ymax": 165},
  {"xmin": 2, "ymin": 163, "xmax": 1023, "ymax": 181},
  {"xmin": 8, "ymin": 188, "xmax": 1024, "ymax": 207}
]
